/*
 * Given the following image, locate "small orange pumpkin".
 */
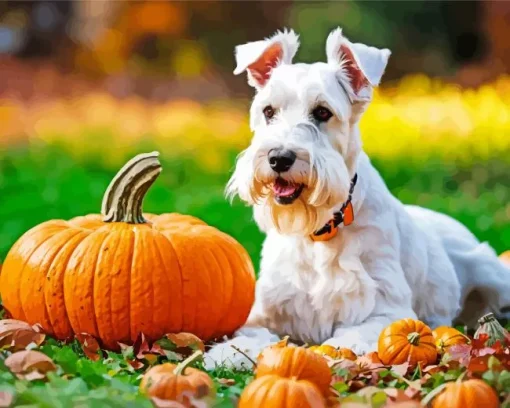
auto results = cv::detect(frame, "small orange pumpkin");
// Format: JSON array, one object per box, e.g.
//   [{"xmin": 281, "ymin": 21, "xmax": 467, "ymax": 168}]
[
  {"xmin": 308, "ymin": 345, "xmax": 357, "ymax": 361},
  {"xmin": 139, "ymin": 350, "xmax": 213, "ymax": 405},
  {"xmin": 431, "ymin": 379, "xmax": 499, "ymax": 408},
  {"xmin": 432, "ymin": 326, "xmax": 470, "ymax": 354},
  {"xmin": 256, "ymin": 339, "xmax": 332, "ymax": 396},
  {"xmin": 238, "ymin": 375, "xmax": 326, "ymax": 408},
  {"xmin": 377, "ymin": 318, "xmax": 437, "ymax": 367},
  {"xmin": 0, "ymin": 152, "xmax": 255, "ymax": 349}
]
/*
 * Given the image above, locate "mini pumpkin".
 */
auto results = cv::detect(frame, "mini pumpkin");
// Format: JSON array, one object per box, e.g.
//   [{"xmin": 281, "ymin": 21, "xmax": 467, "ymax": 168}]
[
  {"xmin": 0, "ymin": 152, "xmax": 255, "ymax": 349},
  {"xmin": 432, "ymin": 326, "xmax": 470, "ymax": 354},
  {"xmin": 255, "ymin": 338, "xmax": 332, "ymax": 395},
  {"xmin": 431, "ymin": 378, "xmax": 499, "ymax": 408},
  {"xmin": 238, "ymin": 375, "xmax": 326, "ymax": 408},
  {"xmin": 308, "ymin": 345, "xmax": 357, "ymax": 361},
  {"xmin": 378, "ymin": 318, "xmax": 437, "ymax": 367},
  {"xmin": 474, "ymin": 312, "xmax": 510, "ymax": 347},
  {"xmin": 139, "ymin": 350, "xmax": 213, "ymax": 405}
]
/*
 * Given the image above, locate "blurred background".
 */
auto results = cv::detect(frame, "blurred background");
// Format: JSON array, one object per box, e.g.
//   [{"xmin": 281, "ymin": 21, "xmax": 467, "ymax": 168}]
[{"xmin": 0, "ymin": 0, "xmax": 509, "ymax": 270}]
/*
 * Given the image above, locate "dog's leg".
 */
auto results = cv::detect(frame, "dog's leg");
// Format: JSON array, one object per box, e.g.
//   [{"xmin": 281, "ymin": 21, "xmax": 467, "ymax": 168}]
[
  {"xmin": 322, "ymin": 254, "xmax": 421, "ymax": 355},
  {"xmin": 203, "ymin": 299, "xmax": 279, "ymax": 370},
  {"xmin": 324, "ymin": 305, "xmax": 418, "ymax": 355}
]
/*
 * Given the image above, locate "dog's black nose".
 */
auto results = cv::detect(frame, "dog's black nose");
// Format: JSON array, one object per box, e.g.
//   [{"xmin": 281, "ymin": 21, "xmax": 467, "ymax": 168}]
[{"xmin": 268, "ymin": 149, "xmax": 296, "ymax": 173}]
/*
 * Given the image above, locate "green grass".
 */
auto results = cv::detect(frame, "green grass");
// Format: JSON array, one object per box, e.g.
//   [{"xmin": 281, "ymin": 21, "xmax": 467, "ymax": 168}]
[
  {"xmin": 0, "ymin": 142, "xmax": 509, "ymax": 407},
  {"xmin": 0, "ymin": 143, "xmax": 509, "ymax": 268}
]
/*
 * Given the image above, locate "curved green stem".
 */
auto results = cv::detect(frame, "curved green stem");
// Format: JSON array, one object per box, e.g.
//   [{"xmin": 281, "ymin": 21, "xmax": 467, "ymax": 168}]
[
  {"xmin": 101, "ymin": 151, "xmax": 162, "ymax": 224},
  {"xmin": 173, "ymin": 350, "xmax": 203, "ymax": 376},
  {"xmin": 407, "ymin": 332, "xmax": 420, "ymax": 346}
]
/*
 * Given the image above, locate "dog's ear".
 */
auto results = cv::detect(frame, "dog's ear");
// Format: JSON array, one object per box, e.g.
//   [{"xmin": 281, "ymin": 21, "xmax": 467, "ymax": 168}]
[
  {"xmin": 233, "ymin": 29, "xmax": 300, "ymax": 88},
  {"xmin": 326, "ymin": 28, "xmax": 390, "ymax": 101}
]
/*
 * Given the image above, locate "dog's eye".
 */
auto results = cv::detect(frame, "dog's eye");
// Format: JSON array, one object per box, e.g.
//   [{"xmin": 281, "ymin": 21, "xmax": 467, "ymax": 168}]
[
  {"xmin": 312, "ymin": 106, "xmax": 333, "ymax": 122},
  {"xmin": 263, "ymin": 106, "xmax": 275, "ymax": 120}
]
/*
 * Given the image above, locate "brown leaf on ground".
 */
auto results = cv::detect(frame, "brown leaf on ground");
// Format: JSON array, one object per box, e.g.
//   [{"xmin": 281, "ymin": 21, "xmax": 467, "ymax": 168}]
[
  {"xmin": 348, "ymin": 380, "xmax": 367, "ymax": 392},
  {"xmin": 133, "ymin": 333, "xmax": 166, "ymax": 359},
  {"xmin": 163, "ymin": 333, "xmax": 205, "ymax": 353},
  {"xmin": 422, "ymin": 364, "xmax": 446, "ymax": 374},
  {"xmin": 471, "ymin": 334, "xmax": 489, "ymax": 350},
  {"xmin": 133, "ymin": 333, "xmax": 151, "ymax": 359},
  {"xmin": 391, "ymin": 361, "xmax": 410, "ymax": 377},
  {"xmin": 127, "ymin": 359, "xmax": 144, "ymax": 370},
  {"xmin": 384, "ymin": 388, "xmax": 417, "ymax": 402},
  {"xmin": 0, "ymin": 319, "xmax": 46, "ymax": 351},
  {"xmin": 404, "ymin": 385, "xmax": 421, "ymax": 399},
  {"xmin": 356, "ymin": 353, "xmax": 385, "ymax": 371},
  {"xmin": 445, "ymin": 344, "xmax": 472, "ymax": 366},
  {"xmin": 75, "ymin": 333, "xmax": 103, "ymax": 361},
  {"xmin": 5, "ymin": 350, "xmax": 56, "ymax": 381},
  {"xmin": 0, "ymin": 390, "xmax": 14, "ymax": 408},
  {"xmin": 217, "ymin": 378, "xmax": 236, "ymax": 386}
]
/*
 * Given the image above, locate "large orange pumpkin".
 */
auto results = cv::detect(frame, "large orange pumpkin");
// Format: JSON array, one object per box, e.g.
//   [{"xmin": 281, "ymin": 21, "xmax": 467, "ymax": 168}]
[
  {"xmin": 255, "ymin": 339, "xmax": 332, "ymax": 396},
  {"xmin": 238, "ymin": 375, "xmax": 327, "ymax": 408},
  {"xmin": 431, "ymin": 379, "xmax": 499, "ymax": 408},
  {"xmin": 0, "ymin": 152, "xmax": 255, "ymax": 349},
  {"xmin": 377, "ymin": 318, "xmax": 437, "ymax": 367}
]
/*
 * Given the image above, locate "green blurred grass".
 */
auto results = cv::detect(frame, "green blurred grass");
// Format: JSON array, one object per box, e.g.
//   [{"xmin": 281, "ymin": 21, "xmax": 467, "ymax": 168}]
[{"xmin": 0, "ymin": 142, "xmax": 509, "ymax": 274}]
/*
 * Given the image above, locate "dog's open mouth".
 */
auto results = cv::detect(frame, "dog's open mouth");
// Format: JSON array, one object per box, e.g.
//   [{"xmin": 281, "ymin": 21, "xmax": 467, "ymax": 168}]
[{"xmin": 271, "ymin": 177, "xmax": 304, "ymax": 205}]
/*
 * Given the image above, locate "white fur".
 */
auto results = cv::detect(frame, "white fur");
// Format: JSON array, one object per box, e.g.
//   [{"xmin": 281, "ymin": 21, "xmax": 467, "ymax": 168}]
[{"xmin": 204, "ymin": 27, "xmax": 510, "ymax": 370}]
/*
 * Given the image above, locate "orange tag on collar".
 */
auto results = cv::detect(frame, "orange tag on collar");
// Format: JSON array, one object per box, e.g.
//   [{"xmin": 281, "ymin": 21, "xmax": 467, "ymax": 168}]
[
  {"xmin": 343, "ymin": 202, "xmax": 354, "ymax": 226},
  {"xmin": 310, "ymin": 220, "xmax": 338, "ymax": 242},
  {"xmin": 310, "ymin": 202, "xmax": 355, "ymax": 242}
]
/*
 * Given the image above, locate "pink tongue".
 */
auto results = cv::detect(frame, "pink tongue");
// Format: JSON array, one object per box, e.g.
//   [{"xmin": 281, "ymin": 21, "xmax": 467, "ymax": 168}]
[{"xmin": 273, "ymin": 183, "xmax": 297, "ymax": 197}]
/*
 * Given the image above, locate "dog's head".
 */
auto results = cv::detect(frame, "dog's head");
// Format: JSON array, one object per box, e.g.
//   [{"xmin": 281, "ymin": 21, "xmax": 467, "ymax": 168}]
[{"xmin": 227, "ymin": 28, "xmax": 390, "ymax": 235}]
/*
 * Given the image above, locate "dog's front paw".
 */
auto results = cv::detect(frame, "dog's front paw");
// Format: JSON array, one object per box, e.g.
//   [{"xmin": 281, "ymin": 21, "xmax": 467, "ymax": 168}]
[
  {"xmin": 203, "ymin": 336, "xmax": 266, "ymax": 371},
  {"xmin": 323, "ymin": 329, "xmax": 377, "ymax": 355}
]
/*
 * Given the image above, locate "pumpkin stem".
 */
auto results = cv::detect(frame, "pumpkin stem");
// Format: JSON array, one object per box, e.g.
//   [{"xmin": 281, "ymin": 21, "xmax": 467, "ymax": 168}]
[
  {"xmin": 173, "ymin": 350, "xmax": 203, "ymax": 376},
  {"xmin": 455, "ymin": 371, "xmax": 468, "ymax": 384},
  {"xmin": 101, "ymin": 151, "xmax": 162, "ymax": 224},
  {"xmin": 478, "ymin": 312, "xmax": 495, "ymax": 325},
  {"xmin": 407, "ymin": 332, "xmax": 420, "ymax": 346}
]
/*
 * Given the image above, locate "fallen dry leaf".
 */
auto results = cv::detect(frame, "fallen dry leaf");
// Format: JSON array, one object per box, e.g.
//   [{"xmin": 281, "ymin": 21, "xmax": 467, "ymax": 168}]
[
  {"xmin": 0, "ymin": 319, "xmax": 45, "ymax": 351},
  {"xmin": 391, "ymin": 361, "xmax": 410, "ymax": 376},
  {"xmin": 5, "ymin": 350, "xmax": 56, "ymax": 381},
  {"xmin": 133, "ymin": 332, "xmax": 151, "ymax": 359},
  {"xmin": 163, "ymin": 333, "xmax": 205, "ymax": 353},
  {"xmin": 445, "ymin": 343, "xmax": 472, "ymax": 366},
  {"xmin": 217, "ymin": 378, "xmax": 236, "ymax": 386},
  {"xmin": 75, "ymin": 333, "xmax": 103, "ymax": 361},
  {"xmin": 384, "ymin": 388, "xmax": 417, "ymax": 402},
  {"xmin": 133, "ymin": 333, "xmax": 166, "ymax": 361}
]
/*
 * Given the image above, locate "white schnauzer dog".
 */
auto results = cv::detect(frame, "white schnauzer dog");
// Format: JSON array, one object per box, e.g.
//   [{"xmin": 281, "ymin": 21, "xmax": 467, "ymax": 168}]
[{"xmin": 204, "ymin": 27, "xmax": 510, "ymax": 370}]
